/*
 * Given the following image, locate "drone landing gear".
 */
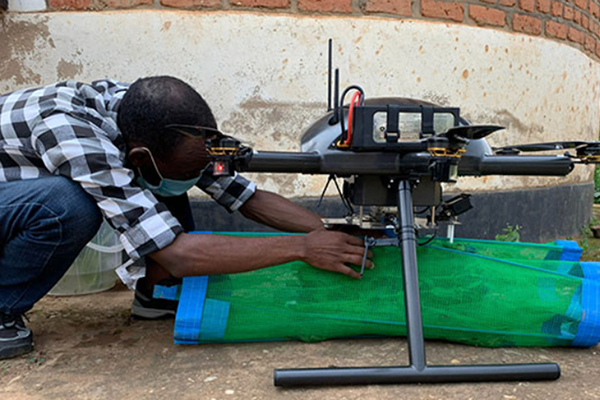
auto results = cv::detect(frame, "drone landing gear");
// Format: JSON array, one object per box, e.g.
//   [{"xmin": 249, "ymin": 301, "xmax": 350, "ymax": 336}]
[{"xmin": 274, "ymin": 180, "xmax": 560, "ymax": 387}]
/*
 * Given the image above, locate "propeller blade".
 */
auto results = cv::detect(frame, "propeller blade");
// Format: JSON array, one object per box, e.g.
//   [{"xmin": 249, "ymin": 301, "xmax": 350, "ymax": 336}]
[
  {"xmin": 576, "ymin": 143, "xmax": 600, "ymax": 153},
  {"xmin": 494, "ymin": 141, "xmax": 590, "ymax": 153},
  {"xmin": 444, "ymin": 125, "xmax": 504, "ymax": 140}
]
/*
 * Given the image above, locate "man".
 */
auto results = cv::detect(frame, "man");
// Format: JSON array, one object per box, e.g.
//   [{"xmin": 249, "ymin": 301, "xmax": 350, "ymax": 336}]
[{"xmin": 0, "ymin": 76, "xmax": 372, "ymax": 360}]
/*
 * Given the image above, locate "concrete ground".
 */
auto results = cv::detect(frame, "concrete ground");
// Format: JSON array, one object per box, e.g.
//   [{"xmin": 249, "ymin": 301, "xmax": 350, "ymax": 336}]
[{"xmin": 1, "ymin": 282, "xmax": 599, "ymax": 400}]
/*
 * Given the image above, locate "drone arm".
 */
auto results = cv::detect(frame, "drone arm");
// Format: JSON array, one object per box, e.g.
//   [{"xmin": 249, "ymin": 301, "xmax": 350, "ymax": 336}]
[
  {"xmin": 241, "ymin": 150, "xmax": 574, "ymax": 177},
  {"xmin": 458, "ymin": 155, "xmax": 574, "ymax": 176},
  {"xmin": 242, "ymin": 151, "xmax": 434, "ymax": 176},
  {"xmin": 244, "ymin": 151, "xmax": 322, "ymax": 173}
]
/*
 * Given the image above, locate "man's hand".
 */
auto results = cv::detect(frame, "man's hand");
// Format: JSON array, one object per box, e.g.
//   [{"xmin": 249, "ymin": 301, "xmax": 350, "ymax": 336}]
[{"xmin": 301, "ymin": 229, "xmax": 374, "ymax": 279}]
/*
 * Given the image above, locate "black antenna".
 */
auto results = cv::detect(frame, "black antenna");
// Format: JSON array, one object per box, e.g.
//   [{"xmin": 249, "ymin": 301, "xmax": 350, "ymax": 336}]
[
  {"xmin": 334, "ymin": 69, "xmax": 339, "ymax": 113},
  {"xmin": 327, "ymin": 39, "xmax": 333, "ymax": 112},
  {"xmin": 328, "ymin": 68, "xmax": 340, "ymax": 125}
]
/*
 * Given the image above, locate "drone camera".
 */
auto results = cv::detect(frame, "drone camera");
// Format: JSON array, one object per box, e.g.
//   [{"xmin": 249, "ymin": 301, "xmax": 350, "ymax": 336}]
[{"xmin": 437, "ymin": 194, "xmax": 473, "ymax": 221}]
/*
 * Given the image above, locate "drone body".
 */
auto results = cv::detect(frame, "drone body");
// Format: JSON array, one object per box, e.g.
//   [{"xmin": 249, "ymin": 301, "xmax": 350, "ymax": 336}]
[
  {"xmin": 210, "ymin": 95, "xmax": 584, "ymax": 234},
  {"xmin": 202, "ymin": 42, "xmax": 599, "ymax": 386}
]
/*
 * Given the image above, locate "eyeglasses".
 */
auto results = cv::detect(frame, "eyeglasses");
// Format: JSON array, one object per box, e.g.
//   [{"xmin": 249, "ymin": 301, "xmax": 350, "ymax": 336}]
[
  {"xmin": 165, "ymin": 124, "xmax": 254, "ymax": 150},
  {"xmin": 164, "ymin": 124, "xmax": 224, "ymax": 140}
]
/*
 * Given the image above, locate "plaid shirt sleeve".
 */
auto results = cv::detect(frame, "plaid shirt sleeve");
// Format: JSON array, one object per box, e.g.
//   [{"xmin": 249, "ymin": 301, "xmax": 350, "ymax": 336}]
[
  {"xmin": 30, "ymin": 113, "xmax": 183, "ymax": 261},
  {"xmin": 196, "ymin": 165, "xmax": 257, "ymax": 213}
]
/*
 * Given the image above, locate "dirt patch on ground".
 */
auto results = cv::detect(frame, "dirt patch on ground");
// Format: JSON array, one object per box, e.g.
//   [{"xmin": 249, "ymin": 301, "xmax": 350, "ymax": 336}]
[{"xmin": 1, "ymin": 281, "xmax": 599, "ymax": 400}]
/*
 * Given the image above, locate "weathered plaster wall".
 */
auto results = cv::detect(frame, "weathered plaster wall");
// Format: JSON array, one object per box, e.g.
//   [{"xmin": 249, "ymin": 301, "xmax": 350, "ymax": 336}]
[{"xmin": 1, "ymin": 11, "xmax": 599, "ymax": 198}]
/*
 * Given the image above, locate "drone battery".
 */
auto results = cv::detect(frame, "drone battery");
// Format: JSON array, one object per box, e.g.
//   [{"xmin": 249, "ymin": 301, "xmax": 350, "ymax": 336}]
[
  {"xmin": 347, "ymin": 177, "xmax": 442, "ymax": 207},
  {"xmin": 350, "ymin": 105, "xmax": 460, "ymax": 152},
  {"xmin": 347, "ymin": 176, "xmax": 394, "ymax": 206},
  {"xmin": 412, "ymin": 178, "xmax": 442, "ymax": 207}
]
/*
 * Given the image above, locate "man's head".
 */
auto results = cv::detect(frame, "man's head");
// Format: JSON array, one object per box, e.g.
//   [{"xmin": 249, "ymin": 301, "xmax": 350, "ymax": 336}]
[{"xmin": 118, "ymin": 76, "xmax": 217, "ymax": 186}]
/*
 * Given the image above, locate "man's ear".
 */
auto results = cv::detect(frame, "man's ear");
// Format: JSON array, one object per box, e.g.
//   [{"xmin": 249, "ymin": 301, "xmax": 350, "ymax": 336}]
[{"xmin": 128, "ymin": 147, "xmax": 151, "ymax": 168}]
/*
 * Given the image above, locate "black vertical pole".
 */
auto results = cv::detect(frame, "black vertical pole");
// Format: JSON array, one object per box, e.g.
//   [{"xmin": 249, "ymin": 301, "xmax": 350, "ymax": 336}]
[
  {"xmin": 397, "ymin": 180, "xmax": 427, "ymax": 371},
  {"xmin": 273, "ymin": 182, "xmax": 561, "ymax": 387}
]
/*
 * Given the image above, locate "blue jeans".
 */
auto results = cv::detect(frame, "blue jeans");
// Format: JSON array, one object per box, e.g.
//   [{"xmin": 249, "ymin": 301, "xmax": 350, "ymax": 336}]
[{"xmin": 0, "ymin": 177, "xmax": 102, "ymax": 315}]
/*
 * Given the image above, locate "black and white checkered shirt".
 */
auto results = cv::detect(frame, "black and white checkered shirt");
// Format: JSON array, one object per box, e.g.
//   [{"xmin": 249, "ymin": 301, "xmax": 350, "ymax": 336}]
[{"xmin": 0, "ymin": 79, "xmax": 256, "ymax": 260}]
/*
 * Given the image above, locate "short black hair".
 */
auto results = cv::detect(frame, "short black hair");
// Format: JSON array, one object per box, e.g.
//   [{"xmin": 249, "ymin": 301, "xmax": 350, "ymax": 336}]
[{"xmin": 117, "ymin": 76, "xmax": 217, "ymax": 158}]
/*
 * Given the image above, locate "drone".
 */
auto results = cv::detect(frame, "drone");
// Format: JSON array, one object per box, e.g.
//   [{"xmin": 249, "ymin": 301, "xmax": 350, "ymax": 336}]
[{"xmin": 199, "ymin": 40, "xmax": 600, "ymax": 387}]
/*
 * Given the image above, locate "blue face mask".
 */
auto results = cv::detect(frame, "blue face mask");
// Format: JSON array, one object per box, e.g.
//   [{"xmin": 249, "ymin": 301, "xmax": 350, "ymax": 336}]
[{"xmin": 136, "ymin": 147, "xmax": 202, "ymax": 197}]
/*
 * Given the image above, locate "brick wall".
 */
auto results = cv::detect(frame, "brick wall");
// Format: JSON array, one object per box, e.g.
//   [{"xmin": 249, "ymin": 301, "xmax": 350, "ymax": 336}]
[{"xmin": 9, "ymin": 0, "xmax": 600, "ymax": 60}]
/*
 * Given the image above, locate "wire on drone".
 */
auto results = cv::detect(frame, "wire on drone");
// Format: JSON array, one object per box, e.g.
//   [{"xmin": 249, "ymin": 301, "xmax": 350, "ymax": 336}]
[
  {"xmin": 338, "ymin": 85, "xmax": 365, "ymax": 146},
  {"xmin": 344, "ymin": 91, "xmax": 362, "ymax": 146}
]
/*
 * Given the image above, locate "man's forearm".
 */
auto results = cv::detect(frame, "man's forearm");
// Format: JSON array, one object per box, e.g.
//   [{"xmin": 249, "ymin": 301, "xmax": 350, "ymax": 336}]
[
  {"xmin": 240, "ymin": 189, "xmax": 324, "ymax": 233},
  {"xmin": 151, "ymin": 233, "xmax": 306, "ymax": 277},
  {"xmin": 150, "ymin": 229, "xmax": 370, "ymax": 279}
]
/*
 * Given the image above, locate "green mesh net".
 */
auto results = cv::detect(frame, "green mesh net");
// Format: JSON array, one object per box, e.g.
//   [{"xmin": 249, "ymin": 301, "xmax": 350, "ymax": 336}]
[
  {"xmin": 168, "ymin": 233, "xmax": 599, "ymax": 348},
  {"xmin": 431, "ymin": 237, "xmax": 567, "ymax": 261}
]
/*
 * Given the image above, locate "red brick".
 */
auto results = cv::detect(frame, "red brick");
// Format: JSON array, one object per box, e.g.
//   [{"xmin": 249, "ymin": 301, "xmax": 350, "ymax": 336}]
[
  {"xmin": 499, "ymin": 0, "xmax": 516, "ymax": 5},
  {"xmin": 592, "ymin": 21, "xmax": 600, "ymax": 36},
  {"xmin": 596, "ymin": 40, "xmax": 600, "ymax": 57},
  {"xmin": 519, "ymin": 0, "xmax": 535, "ymax": 11},
  {"xmin": 48, "ymin": 0, "xmax": 92, "ymax": 9},
  {"xmin": 231, "ymin": 0, "xmax": 288, "ymax": 7},
  {"xmin": 585, "ymin": 34, "xmax": 596, "ymax": 50},
  {"xmin": 469, "ymin": 5, "xmax": 506, "ymax": 25},
  {"xmin": 102, "ymin": 0, "xmax": 151, "ymax": 7},
  {"xmin": 564, "ymin": 5, "xmax": 574, "ymax": 19},
  {"xmin": 161, "ymin": 0, "xmax": 221, "ymax": 6},
  {"xmin": 545, "ymin": 19, "xmax": 568, "ymax": 38},
  {"xmin": 298, "ymin": 0, "xmax": 352, "ymax": 12},
  {"xmin": 513, "ymin": 13, "xmax": 542, "ymax": 34},
  {"xmin": 574, "ymin": 0, "xmax": 587, "ymax": 9},
  {"xmin": 590, "ymin": 1, "xmax": 600, "ymax": 17},
  {"xmin": 551, "ymin": 1, "xmax": 563, "ymax": 15},
  {"xmin": 568, "ymin": 26, "xmax": 585, "ymax": 42},
  {"xmin": 582, "ymin": 15, "xmax": 589, "ymax": 28},
  {"xmin": 573, "ymin": 9, "xmax": 582, "ymax": 23},
  {"xmin": 421, "ymin": 0, "xmax": 465, "ymax": 21},
  {"xmin": 537, "ymin": 0, "xmax": 551, "ymax": 12},
  {"xmin": 364, "ymin": 0, "xmax": 412, "ymax": 15}
]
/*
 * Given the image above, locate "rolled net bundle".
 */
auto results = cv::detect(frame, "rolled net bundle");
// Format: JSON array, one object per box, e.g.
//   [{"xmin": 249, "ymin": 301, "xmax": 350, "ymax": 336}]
[{"xmin": 167, "ymin": 233, "xmax": 599, "ymax": 348}]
